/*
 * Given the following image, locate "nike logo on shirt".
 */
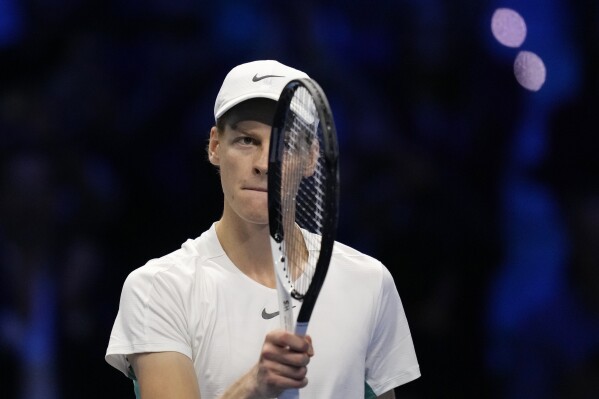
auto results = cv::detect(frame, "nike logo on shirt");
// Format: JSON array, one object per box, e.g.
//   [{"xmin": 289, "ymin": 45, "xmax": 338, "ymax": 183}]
[
  {"xmin": 252, "ymin": 74, "xmax": 284, "ymax": 82},
  {"xmin": 261, "ymin": 306, "xmax": 296, "ymax": 319}
]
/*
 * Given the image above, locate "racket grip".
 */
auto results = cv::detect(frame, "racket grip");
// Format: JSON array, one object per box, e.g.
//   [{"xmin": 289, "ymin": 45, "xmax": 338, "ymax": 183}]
[
  {"xmin": 294, "ymin": 322, "xmax": 308, "ymax": 336},
  {"xmin": 277, "ymin": 322, "xmax": 309, "ymax": 399},
  {"xmin": 278, "ymin": 388, "xmax": 299, "ymax": 399}
]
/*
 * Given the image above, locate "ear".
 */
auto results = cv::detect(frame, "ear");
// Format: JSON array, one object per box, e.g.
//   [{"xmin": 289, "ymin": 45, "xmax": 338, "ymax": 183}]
[{"xmin": 208, "ymin": 126, "xmax": 221, "ymax": 166}]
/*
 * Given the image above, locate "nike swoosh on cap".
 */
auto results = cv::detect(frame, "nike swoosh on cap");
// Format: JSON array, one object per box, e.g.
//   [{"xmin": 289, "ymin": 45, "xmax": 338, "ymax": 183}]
[{"xmin": 252, "ymin": 74, "xmax": 284, "ymax": 82}]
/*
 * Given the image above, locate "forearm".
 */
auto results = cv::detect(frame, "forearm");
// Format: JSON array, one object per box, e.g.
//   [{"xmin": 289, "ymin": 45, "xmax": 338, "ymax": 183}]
[
  {"xmin": 218, "ymin": 365, "xmax": 268, "ymax": 399},
  {"xmin": 378, "ymin": 390, "xmax": 396, "ymax": 399}
]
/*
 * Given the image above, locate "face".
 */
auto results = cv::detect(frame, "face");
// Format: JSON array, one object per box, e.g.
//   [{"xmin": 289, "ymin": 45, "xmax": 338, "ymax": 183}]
[
  {"xmin": 280, "ymin": 131, "xmax": 318, "ymax": 204},
  {"xmin": 209, "ymin": 120, "xmax": 271, "ymax": 225}
]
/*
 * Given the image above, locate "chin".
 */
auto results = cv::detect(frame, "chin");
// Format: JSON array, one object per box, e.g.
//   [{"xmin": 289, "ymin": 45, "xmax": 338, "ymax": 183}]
[
  {"xmin": 244, "ymin": 214, "xmax": 269, "ymax": 225},
  {"xmin": 227, "ymin": 196, "xmax": 268, "ymax": 225},
  {"xmin": 241, "ymin": 209, "xmax": 269, "ymax": 225},
  {"xmin": 241, "ymin": 201, "xmax": 268, "ymax": 223}
]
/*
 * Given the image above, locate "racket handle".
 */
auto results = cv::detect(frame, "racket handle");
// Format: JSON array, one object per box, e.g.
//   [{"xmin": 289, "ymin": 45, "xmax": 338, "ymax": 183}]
[
  {"xmin": 277, "ymin": 322, "xmax": 309, "ymax": 399},
  {"xmin": 294, "ymin": 322, "xmax": 308, "ymax": 336},
  {"xmin": 278, "ymin": 388, "xmax": 299, "ymax": 399}
]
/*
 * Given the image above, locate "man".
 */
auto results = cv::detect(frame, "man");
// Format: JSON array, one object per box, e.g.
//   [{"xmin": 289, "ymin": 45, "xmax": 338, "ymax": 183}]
[{"xmin": 106, "ymin": 60, "xmax": 420, "ymax": 398}]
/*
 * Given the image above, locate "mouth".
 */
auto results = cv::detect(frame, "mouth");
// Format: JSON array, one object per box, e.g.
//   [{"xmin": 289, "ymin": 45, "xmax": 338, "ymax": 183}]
[{"xmin": 243, "ymin": 187, "xmax": 267, "ymax": 193}]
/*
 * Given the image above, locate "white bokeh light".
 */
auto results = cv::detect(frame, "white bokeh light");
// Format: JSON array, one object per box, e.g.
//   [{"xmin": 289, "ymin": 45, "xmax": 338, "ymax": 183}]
[
  {"xmin": 491, "ymin": 8, "xmax": 527, "ymax": 48},
  {"xmin": 513, "ymin": 51, "xmax": 546, "ymax": 91}
]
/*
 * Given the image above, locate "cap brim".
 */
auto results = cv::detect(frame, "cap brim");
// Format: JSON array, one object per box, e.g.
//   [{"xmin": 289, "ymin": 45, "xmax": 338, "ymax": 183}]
[{"xmin": 215, "ymin": 92, "xmax": 280, "ymax": 120}]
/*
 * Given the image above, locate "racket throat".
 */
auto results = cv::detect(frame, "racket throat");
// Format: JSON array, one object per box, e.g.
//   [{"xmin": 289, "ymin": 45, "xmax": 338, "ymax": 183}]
[{"xmin": 290, "ymin": 290, "xmax": 304, "ymax": 301}]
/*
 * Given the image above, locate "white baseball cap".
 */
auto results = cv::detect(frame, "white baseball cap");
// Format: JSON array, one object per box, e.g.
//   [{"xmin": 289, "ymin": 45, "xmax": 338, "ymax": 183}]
[{"xmin": 213, "ymin": 60, "xmax": 309, "ymax": 121}]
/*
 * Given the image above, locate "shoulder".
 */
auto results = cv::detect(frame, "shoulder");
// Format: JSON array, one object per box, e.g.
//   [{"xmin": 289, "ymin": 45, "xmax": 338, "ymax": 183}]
[
  {"xmin": 121, "ymin": 225, "xmax": 223, "ymax": 301},
  {"xmin": 125, "ymin": 245, "xmax": 195, "ymax": 289},
  {"xmin": 328, "ymin": 240, "xmax": 396, "ymax": 291},
  {"xmin": 331, "ymin": 240, "xmax": 385, "ymax": 273}
]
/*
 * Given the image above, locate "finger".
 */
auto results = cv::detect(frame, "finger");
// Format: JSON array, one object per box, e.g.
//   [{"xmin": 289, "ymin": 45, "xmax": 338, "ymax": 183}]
[
  {"xmin": 253, "ymin": 362, "xmax": 307, "ymax": 398},
  {"xmin": 262, "ymin": 345, "xmax": 311, "ymax": 367},
  {"xmin": 280, "ymin": 332, "xmax": 311, "ymax": 353},
  {"xmin": 305, "ymin": 335, "xmax": 314, "ymax": 357},
  {"xmin": 263, "ymin": 360, "xmax": 309, "ymax": 385},
  {"xmin": 266, "ymin": 371, "xmax": 308, "ymax": 390}
]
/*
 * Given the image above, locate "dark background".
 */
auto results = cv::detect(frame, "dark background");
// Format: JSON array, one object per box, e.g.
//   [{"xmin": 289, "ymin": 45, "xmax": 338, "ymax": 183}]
[{"xmin": 1, "ymin": 0, "xmax": 598, "ymax": 398}]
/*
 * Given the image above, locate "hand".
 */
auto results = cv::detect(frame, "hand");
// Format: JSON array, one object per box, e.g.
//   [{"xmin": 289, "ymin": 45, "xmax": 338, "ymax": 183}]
[{"xmin": 251, "ymin": 330, "xmax": 314, "ymax": 398}]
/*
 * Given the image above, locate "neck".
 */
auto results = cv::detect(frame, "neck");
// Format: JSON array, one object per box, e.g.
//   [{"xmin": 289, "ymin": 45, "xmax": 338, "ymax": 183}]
[
  {"xmin": 282, "ymin": 214, "xmax": 309, "ymax": 281},
  {"xmin": 215, "ymin": 208, "xmax": 275, "ymax": 288}
]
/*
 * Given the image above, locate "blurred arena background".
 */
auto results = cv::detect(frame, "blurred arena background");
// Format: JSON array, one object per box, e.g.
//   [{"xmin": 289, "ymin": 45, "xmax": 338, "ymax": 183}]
[{"xmin": 1, "ymin": 0, "xmax": 598, "ymax": 398}]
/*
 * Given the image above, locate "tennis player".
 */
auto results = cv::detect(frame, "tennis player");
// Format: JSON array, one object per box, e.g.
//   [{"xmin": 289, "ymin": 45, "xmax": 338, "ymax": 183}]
[{"xmin": 105, "ymin": 60, "xmax": 420, "ymax": 399}]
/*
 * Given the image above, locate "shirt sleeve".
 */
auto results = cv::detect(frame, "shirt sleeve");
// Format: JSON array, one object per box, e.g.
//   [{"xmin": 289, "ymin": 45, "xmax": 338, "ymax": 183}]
[
  {"xmin": 105, "ymin": 262, "xmax": 194, "ymax": 376},
  {"xmin": 365, "ymin": 265, "xmax": 420, "ymax": 395}
]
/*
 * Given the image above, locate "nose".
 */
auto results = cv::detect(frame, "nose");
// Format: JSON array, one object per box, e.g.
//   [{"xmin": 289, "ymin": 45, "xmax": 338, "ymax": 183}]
[{"xmin": 254, "ymin": 144, "xmax": 269, "ymax": 176}]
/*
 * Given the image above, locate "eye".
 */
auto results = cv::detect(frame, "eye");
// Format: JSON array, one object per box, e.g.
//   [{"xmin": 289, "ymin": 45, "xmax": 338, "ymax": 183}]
[{"xmin": 235, "ymin": 136, "xmax": 258, "ymax": 146}]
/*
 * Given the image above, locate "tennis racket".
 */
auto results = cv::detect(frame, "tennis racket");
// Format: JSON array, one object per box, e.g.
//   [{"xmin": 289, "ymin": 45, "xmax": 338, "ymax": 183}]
[{"xmin": 268, "ymin": 78, "xmax": 340, "ymax": 399}]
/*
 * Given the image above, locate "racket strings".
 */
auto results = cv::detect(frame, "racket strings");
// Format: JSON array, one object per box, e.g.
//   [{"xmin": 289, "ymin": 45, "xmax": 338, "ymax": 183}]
[{"xmin": 277, "ymin": 87, "xmax": 328, "ymax": 297}]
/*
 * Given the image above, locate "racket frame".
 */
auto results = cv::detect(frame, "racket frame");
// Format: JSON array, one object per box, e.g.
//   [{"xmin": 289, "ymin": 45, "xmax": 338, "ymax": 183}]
[{"xmin": 268, "ymin": 78, "xmax": 340, "ymax": 336}]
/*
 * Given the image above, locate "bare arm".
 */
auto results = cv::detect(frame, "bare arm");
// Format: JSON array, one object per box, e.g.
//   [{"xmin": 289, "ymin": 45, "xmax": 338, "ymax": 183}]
[
  {"xmin": 130, "ymin": 330, "xmax": 313, "ymax": 399},
  {"xmin": 130, "ymin": 352, "xmax": 201, "ymax": 399},
  {"xmin": 378, "ymin": 390, "xmax": 396, "ymax": 399}
]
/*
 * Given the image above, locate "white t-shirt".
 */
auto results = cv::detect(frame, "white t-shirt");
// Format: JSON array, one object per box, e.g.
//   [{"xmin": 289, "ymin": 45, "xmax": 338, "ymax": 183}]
[{"xmin": 106, "ymin": 224, "xmax": 420, "ymax": 398}]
